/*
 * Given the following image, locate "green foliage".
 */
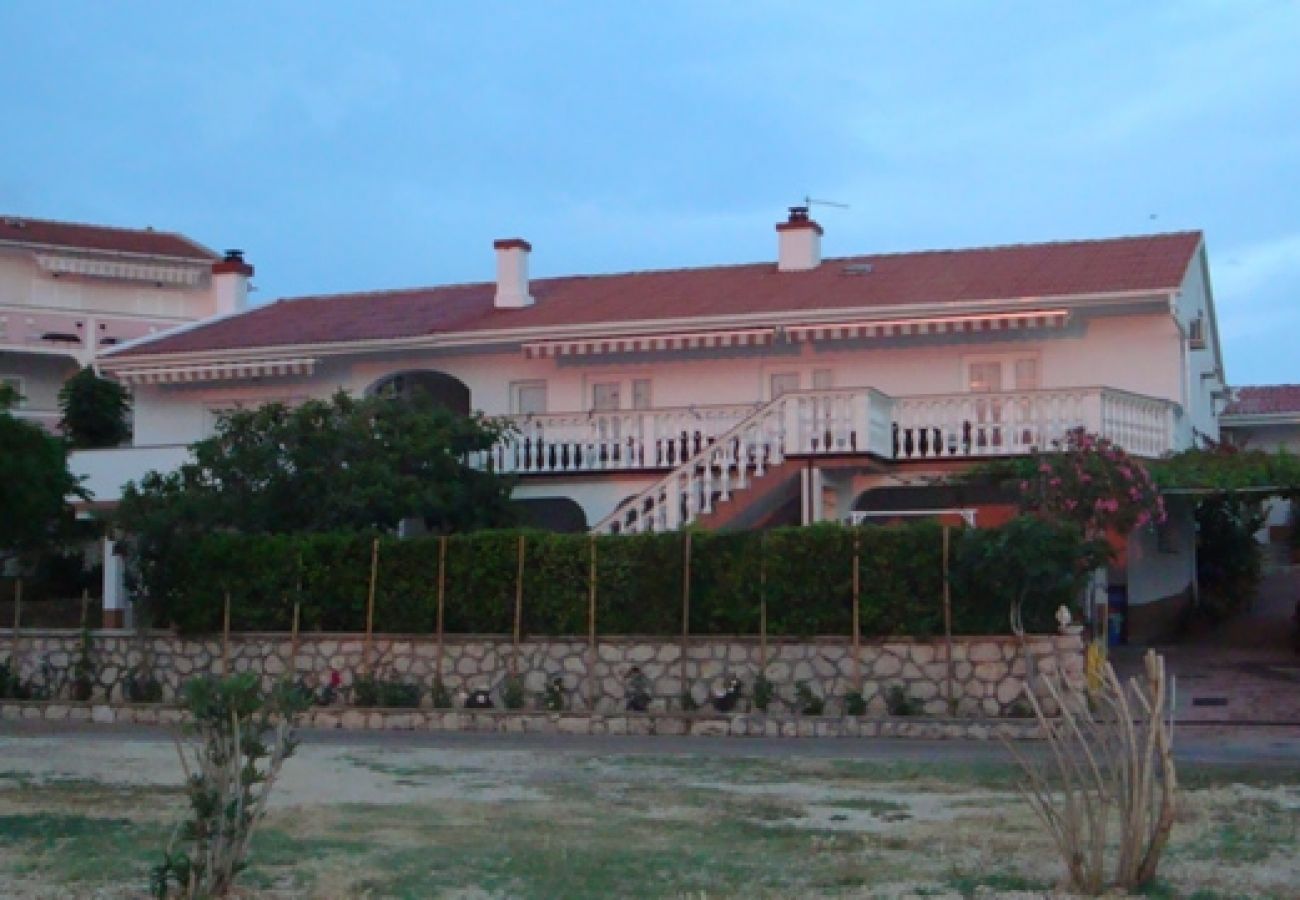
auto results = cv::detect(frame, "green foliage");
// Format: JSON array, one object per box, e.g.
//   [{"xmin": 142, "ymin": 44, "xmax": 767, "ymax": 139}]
[
  {"xmin": 352, "ymin": 673, "xmax": 422, "ymax": 708},
  {"xmin": 1012, "ymin": 428, "xmax": 1166, "ymax": 536},
  {"xmin": 116, "ymin": 392, "xmax": 515, "ymax": 620},
  {"xmin": 501, "ymin": 673, "xmax": 526, "ymax": 710},
  {"xmin": 430, "ymin": 678, "xmax": 452, "ymax": 709},
  {"xmin": 1153, "ymin": 444, "xmax": 1300, "ymax": 493},
  {"xmin": 152, "ymin": 674, "xmax": 310, "ymax": 898},
  {"xmin": 0, "ymin": 406, "xmax": 85, "ymax": 564},
  {"xmin": 71, "ymin": 627, "xmax": 94, "ymax": 701},
  {"xmin": 885, "ymin": 684, "xmax": 921, "ymax": 717},
  {"xmin": 540, "ymin": 676, "xmax": 565, "ymax": 712},
  {"xmin": 949, "ymin": 517, "xmax": 1109, "ymax": 632},
  {"xmin": 794, "ymin": 681, "xmax": 824, "ymax": 716},
  {"xmin": 752, "ymin": 674, "xmax": 774, "ymax": 712},
  {"xmin": 131, "ymin": 518, "xmax": 1099, "ymax": 637},
  {"xmin": 123, "ymin": 665, "xmax": 164, "ymax": 704},
  {"xmin": 1195, "ymin": 496, "xmax": 1265, "ymax": 620},
  {"xmin": 843, "ymin": 691, "xmax": 866, "ymax": 716},
  {"xmin": 58, "ymin": 366, "xmax": 131, "ymax": 449},
  {"xmin": 679, "ymin": 688, "xmax": 699, "ymax": 712}
]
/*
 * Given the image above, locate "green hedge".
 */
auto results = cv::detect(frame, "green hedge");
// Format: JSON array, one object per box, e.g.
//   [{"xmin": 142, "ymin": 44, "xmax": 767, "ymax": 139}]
[{"xmin": 133, "ymin": 518, "xmax": 1092, "ymax": 637}]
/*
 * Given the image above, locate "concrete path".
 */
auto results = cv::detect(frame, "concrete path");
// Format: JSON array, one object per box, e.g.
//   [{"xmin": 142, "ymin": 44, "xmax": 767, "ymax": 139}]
[
  {"xmin": 1114, "ymin": 566, "xmax": 1300, "ymax": 724},
  {"xmin": 5, "ymin": 719, "xmax": 1299, "ymax": 769}
]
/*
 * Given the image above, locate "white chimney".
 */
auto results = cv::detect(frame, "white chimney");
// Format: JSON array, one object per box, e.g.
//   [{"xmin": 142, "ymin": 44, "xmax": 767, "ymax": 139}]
[
  {"xmin": 776, "ymin": 207, "xmax": 822, "ymax": 272},
  {"xmin": 494, "ymin": 238, "xmax": 534, "ymax": 308},
  {"xmin": 211, "ymin": 249, "xmax": 253, "ymax": 316}
]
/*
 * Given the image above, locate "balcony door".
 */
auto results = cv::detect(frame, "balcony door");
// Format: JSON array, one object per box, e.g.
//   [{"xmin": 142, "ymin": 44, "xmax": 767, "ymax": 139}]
[{"xmin": 965, "ymin": 355, "xmax": 1040, "ymax": 449}]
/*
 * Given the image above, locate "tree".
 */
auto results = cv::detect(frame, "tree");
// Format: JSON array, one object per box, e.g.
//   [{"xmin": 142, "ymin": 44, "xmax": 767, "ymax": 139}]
[
  {"xmin": 58, "ymin": 366, "xmax": 132, "ymax": 448},
  {"xmin": 118, "ymin": 389, "xmax": 515, "ymax": 550},
  {"xmin": 0, "ymin": 393, "xmax": 86, "ymax": 567}
]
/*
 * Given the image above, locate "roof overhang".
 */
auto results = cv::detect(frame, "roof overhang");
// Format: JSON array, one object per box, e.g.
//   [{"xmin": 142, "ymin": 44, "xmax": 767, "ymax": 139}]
[
  {"xmin": 113, "ymin": 357, "xmax": 318, "ymax": 386},
  {"xmin": 785, "ymin": 309, "xmax": 1070, "ymax": 343},
  {"xmin": 524, "ymin": 327, "xmax": 776, "ymax": 359},
  {"xmin": 99, "ymin": 288, "xmax": 1169, "ymax": 370},
  {"xmin": 1220, "ymin": 413, "xmax": 1300, "ymax": 429}
]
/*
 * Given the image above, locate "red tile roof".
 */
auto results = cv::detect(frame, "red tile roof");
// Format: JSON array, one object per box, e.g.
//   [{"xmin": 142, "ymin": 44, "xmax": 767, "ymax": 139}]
[
  {"xmin": 110, "ymin": 231, "xmax": 1202, "ymax": 359},
  {"xmin": 1223, "ymin": 385, "xmax": 1300, "ymax": 417},
  {"xmin": 0, "ymin": 214, "xmax": 218, "ymax": 261}
]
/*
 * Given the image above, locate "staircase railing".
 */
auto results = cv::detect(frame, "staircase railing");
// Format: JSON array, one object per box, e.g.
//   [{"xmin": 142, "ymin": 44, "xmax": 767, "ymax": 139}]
[{"xmin": 592, "ymin": 387, "xmax": 893, "ymax": 534}]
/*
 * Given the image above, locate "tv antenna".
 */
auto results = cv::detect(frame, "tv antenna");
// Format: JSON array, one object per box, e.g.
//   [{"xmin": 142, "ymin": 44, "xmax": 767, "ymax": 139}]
[{"xmin": 804, "ymin": 195, "xmax": 850, "ymax": 211}]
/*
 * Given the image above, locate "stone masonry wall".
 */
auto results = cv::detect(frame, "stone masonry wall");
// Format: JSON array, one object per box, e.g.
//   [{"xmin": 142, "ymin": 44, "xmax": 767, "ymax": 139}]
[{"xmin": 0, "ymin": 630, "xmax": 1083, "ymax": 717}]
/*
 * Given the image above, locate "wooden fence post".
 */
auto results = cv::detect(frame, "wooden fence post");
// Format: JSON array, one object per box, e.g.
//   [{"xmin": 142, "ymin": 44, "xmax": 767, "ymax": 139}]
[
  {"xmin": 221, "ymin": 591, "xmax": 231, "ymax": 677},
  {"xmin": 512, "ymin": 534, "xmax": 525, "ymax": 677},
  {"xmin": 289, "ymin": 601, "xmax": 301, "ymax": 680},
  {"xmin": 587, "ymin": 535, "xmax": 598, "ymax": 710},
  {"xmin": 364, "ymin": 537, "xmax": 379, "ymax": 678},
  {"xmin": 11, "ymin": 579, "xmax": 22, "ymax": 677},
  {"xmin": 852, "ymin": 531, "xmax": 862, "ymax": 695},
  {"xmin": 943, "ymin": 525, "xmax": 955, "ymax": 714},
  {"xmin": 680, "ymin": 531, "xmax": 691, "ymax": 704},
  {"xmin": 435, "ymin": 535, "xmax": 447, "ymax": 689},
  {"xmin": 758, "ymin": 535, "xmax": 767, "ymax": 674}
]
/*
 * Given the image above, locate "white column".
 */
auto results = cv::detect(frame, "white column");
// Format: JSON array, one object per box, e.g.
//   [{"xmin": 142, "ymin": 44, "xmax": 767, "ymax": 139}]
[{"xmin": 102, "ymin": 537, "xmax": 128, "ymax": 629}]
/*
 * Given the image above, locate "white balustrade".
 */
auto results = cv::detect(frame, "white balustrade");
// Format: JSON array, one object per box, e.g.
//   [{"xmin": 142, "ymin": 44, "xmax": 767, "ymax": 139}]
[{"xmin": 892, "ymin": 388, "xmax": 1174, "ymax": 460}]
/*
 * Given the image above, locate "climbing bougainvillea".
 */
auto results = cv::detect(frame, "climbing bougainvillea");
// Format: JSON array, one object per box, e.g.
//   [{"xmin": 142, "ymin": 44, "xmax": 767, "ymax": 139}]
[{"xmin": 1019, "ymin": 428, "xmax": 1166, "ymax": 537}]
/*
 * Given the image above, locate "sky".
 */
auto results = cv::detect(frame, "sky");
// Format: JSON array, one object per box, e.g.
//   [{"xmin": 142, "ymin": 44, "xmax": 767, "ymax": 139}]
[{"xmin": 1, "ymin": 2, "xmax": 1297, "ymax": 384}]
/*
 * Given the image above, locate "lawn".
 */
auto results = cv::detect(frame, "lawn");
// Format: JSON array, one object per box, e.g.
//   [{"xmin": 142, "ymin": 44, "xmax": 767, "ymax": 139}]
[{"xmin": 0, "ymin": 736, "xmax": 1297, "ymax": 898}]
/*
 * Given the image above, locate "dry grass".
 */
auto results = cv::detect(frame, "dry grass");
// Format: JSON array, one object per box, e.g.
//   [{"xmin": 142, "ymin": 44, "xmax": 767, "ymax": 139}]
[{"xmin": 0, "ymin": 738, "xmax": 1296, "ymax": 898}]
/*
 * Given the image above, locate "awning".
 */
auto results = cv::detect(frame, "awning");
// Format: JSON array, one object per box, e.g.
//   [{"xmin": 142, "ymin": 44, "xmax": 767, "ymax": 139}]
[
  {"xmin": 785, "ymin": 309, "xmax": 1070, "ymax": 343},
  {"xmin": 114, "ymin": 358, "xmax": 318, "ymax": 385},
  {"xmin": 523, "ymin": 327, "xmax": 776, "ymax": 359}
]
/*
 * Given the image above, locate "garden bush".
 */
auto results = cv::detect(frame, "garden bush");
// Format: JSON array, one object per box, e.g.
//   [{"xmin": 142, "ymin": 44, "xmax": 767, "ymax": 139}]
[{"xmin": 130, "ymin": 518, "xmax": 1097, "ymax": 638}]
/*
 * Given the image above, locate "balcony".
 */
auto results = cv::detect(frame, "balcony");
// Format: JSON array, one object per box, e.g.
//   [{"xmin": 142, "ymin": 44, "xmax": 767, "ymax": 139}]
[{"xmin": 480, "ymin": 386, "xmax": 1176, "ymax": 476}]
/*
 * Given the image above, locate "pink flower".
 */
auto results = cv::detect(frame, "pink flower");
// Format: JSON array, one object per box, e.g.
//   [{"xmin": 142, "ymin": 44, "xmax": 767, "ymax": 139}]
[{"xmin": 329, "ymin": 670, "xmax": 342, "ymax": 688}]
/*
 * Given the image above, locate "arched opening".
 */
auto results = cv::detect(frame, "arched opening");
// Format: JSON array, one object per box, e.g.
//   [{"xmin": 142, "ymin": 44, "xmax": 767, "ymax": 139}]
[
  {"xmin": 367, "ymin": 370, "xmax": 471, "ymax": 416},
  {"xmin": 512, "ymin": 498, "xmax": 588, "ymax": 533}
]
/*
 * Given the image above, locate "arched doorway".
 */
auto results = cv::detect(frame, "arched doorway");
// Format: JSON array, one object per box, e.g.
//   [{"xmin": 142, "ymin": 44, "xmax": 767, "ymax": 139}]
[{"xmin": 368, "ymin": 370, "xmax": 471, "ymax": 416}]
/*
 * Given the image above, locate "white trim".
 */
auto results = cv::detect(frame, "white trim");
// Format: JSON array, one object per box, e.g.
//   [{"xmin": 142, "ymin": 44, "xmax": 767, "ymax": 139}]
[
  {"xmin": 848, "ymin": 508, "xmax": 979, "ymax": 527},
  {"xmin": 115, "ymin": 358, "xmax": 318, "ymax": 386},
  {"xmin": 98, "ymin": 291, "xmax": 1167, "ymax": 371}
]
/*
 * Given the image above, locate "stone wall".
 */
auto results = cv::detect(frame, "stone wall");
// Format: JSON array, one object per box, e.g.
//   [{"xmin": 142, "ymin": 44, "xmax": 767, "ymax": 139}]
[{"xmin": 0, "ymin": 630, "xmax": 1082, "ymax": 718}]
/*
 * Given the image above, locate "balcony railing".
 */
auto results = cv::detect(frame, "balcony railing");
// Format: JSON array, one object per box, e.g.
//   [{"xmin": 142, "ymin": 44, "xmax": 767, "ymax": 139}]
[
  {"xmin": 892, "ymin": 387, "xmax": 1175, "ymax": 460},
  {"xmin": 477, "ymin": 386, "xmax": 1175, "ymax": 476}
]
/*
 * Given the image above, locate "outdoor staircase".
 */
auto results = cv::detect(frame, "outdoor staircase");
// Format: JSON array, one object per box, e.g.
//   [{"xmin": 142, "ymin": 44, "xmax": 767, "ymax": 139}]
[{"xmin": 591, "ymin": 387, "xmax": 893, "ymax": 533}]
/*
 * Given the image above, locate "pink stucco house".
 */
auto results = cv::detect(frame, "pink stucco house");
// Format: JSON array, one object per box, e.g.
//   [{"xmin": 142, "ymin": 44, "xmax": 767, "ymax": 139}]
[{"xmin": 79, "ymin": 209, "xmax": 1228, "ymax": 638}]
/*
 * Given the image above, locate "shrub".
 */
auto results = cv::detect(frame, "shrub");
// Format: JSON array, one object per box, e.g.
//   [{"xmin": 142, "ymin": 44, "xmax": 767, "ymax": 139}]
[
  {"xmin": 752, "ymin": 673, "xmax": 774, "ymax": 712},
  {"xmin": 540, "ymin": 675, "xmax": 565, "ymax": 712},
  {"xmin": 0, "ymin": 658, "xmax": 32, "ymax": 700},
  {"xmin": 885, "ymin": 684, "xmax": 921, "ymax": 716},
  {"xmin": 352, "ymin": 673, "xmax": 421, "ymax": 708},
  {"xmin": 151, "ymin": 674, "xmax": 309, "ymax": 898},
  {"xmin": 500, "ymin": 673, "xmax": 526, "ymax": 710},
  {"xmin": 131, "ymin": 519, "xmax": 1098, "ymax": 639},
  {"xmin": 794, "ymin": 681, "xmax": 824, "ymax": 716},
  {"xmin": 123, "ymin": 665, "xmax": 164, "ymax": 703},
  {"xmin": 843, "ymin": 691, "xmax": 867, "ymax": 716},
  {"xmin": 430, "ymin": 678, "xmax": 452, "ymax": 709}
]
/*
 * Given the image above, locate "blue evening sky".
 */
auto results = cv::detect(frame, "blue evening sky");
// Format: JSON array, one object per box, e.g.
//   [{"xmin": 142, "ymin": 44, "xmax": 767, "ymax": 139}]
[{"xmin": 2, "ymin": 2, "xmax": 1296, "ymax": 384}]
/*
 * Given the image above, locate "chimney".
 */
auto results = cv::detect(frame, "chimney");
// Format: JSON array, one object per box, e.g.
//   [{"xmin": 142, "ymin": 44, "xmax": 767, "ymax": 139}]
[
  {"xmin": 776, "ymin": 206, "xmax": 822, "ymax": 272},
  {"xmin": 211, "ymin": 249, "xmax": 254, "ymax": 316},
  {"xmin": 494, "ymin": 238, "xmax": 534, "ymax": 308}
]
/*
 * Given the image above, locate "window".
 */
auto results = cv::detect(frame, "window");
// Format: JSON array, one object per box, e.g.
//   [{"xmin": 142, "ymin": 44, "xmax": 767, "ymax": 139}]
[
  {"xmin": 965, "ymin": 354, "xmax": 1040, "ymax": 393},
  {"xmin": 770, "ymin": 372, "xmax": 800, "ymax": 399},
  {"xmin": 511, "ymin": 381, "xmax": 548, "ymax": 415},
  {"xmin": 631, "ymin": 378, "xmax": 652, "ymax": 410},
  {"xmin": 812, "ymin": 369, "xmax": 834, "ymax": 390},
  {"xmin": 591, "ymin": 381, "xmax": 621, "ymax": 411}
]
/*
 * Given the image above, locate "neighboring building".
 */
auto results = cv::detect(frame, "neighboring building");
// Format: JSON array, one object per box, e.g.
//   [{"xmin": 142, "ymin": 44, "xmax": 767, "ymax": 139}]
[
  {"xmin": 1220, "ymin": 384, "xmax": 1300, "ymax": 560},
  {"xmin": 81, "ymin": 210, "xmax": 1227, "ymax": 638},
  {"xmin": 0, "ymin": 214, "xmax": 248, "ymax": 434}
]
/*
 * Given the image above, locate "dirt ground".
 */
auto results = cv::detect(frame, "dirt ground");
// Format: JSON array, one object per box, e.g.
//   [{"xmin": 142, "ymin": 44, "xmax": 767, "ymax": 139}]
[{"xmin": 1, "ymin": 731, "xmax": 1298, "ymax": 898}]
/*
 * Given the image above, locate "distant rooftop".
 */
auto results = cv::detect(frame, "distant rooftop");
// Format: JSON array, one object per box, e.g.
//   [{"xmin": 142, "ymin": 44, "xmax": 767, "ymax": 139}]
[
  {"xmin": 0, "ymin": 214, "xmax": 218, "ymax": 262},
  {"xmin": 1223, "ymin": 385, "xmax": 1300, "ymax": 417}
]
